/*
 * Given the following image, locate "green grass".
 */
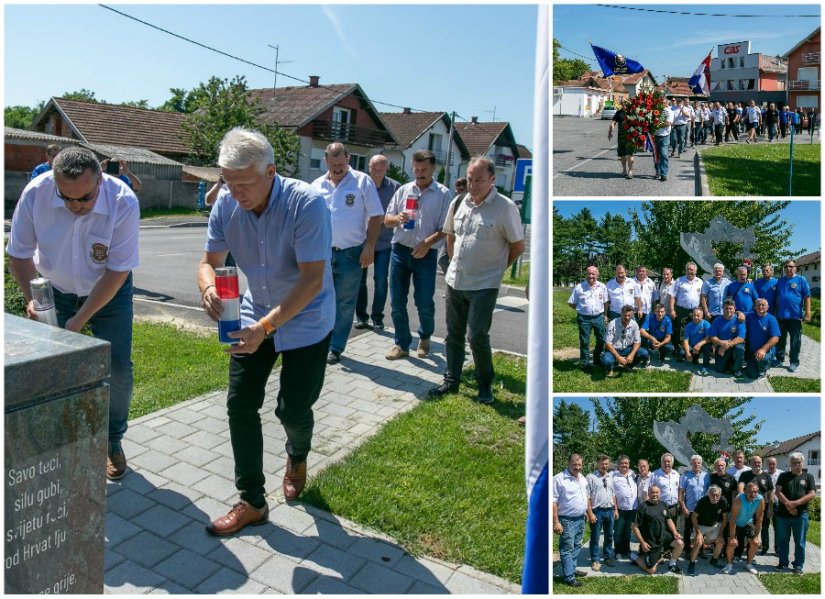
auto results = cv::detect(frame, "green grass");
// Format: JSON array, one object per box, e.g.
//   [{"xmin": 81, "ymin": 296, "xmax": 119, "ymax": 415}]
[
  {"xmin": 758, "ymin": 573, "xmax": 820, "ymax": 594},
  {"xmin": 553, "ymin": 525, "xmax": 591, "ymax": 552},
  {"xmin": 553, "ymin": 360, "xmax": 692, "ymax": 392},
  {"xmin": 769, "ymin": 376, "xmax": 821, "ymax": 393},
  {"xmin": 502, "ymin": 260, "xmax": 529, "ymax": 287},
  {"xmin": 140, "ymin": 207, "xmax": 205, "ymax": 219},
  {"xmin": 808, "ymin": 519, "xmax": 820, "ymax": 547},
  {"xmin": 701, "ymin": 143, "xmax": 820, "ymax": 196},
  {"xmin": 301, "ymin": 353, "xmax": 527, "ymax": 583},
  {"xmin": 131, "ymin": 322, "xmax": 230, "ymax": 418},
  {"xmin": 554, "ymin": 290, "xmax": 580, "ymax": 350},
  {"xmin": 554, "ymin": 575, "xmax": 679, "ymax": 594},
  {"xmin": 802, "ymin": 297, "xmax": 820, "ymax": 342}
]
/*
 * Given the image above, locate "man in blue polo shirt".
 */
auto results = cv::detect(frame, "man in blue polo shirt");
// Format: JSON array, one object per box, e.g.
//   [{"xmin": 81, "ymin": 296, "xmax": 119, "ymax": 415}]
[
  {"xmin": 701, "ymin": 263, "xmax": 731, "ymax": 323},
  {"xmin": 683, "ymin": 307, "xmax": 712, "ymax": 376},
  {"xmin": 29, "ymin": 144, "xmax": 62, "ymax": 180},
  {"xmin": 774, "ymin": 259, "xmax": 812, "ymax": 372},
  {"xmin": 744, "ymin": 298, "xmax": 780, "ymax": 379},
  {"xmin": 709, "ymin": 299, "xmax": 746, "ymax": 377},
  {"xmin": 640, "ymin": 303, "xmax": 674, "ymax": 364},
  {"xmin": 754, "ymin": 264, "xmax": 778, "ymax": 312},
  {"xmin": 725, "ymin": 266, "xmax": 759, "ymax": 314},
  {"xmin": 679, "ymin": 455, "xmax": 710, "ymax": 558}
]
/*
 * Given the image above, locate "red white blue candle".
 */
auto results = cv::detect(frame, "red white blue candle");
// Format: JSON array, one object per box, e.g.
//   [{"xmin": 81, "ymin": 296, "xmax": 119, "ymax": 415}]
[{"xmin": 215, "ymin": 267, "xmax": 241, "ymax": 344}]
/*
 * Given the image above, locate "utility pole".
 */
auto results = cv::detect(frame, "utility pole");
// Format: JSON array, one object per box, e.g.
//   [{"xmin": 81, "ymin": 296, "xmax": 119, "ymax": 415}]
[
  {"xmin": 484, "ymin": 106, "xmax": 497, "ymax": 121},
  {"xmin": 267, "ymin": 44, "xmax": 293, "ymax": 90},
  {"xmin": 443, "ymin": 111, "xmax": 457, "ymax": 188}
]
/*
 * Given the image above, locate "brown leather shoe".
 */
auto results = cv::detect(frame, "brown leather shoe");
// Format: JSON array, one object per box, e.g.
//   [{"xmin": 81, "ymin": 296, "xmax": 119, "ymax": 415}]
[
  {"xmin": 206, "ymin": 500, "xmax": 269, "ymax": 536},
  {"xmin": 416, "ymin": 338, "xmax": 430, "ymax": 358},
  {"xmin": 283, "ymin": 457, "xmax": 307, "ymax": 500},
  {"xmin": 107, "ymin": 443, "xmax": 127, "ymax": 481}
]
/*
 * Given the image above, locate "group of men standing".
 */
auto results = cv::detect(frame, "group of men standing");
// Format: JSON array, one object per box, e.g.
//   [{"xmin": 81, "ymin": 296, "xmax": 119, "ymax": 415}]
[
  {"xmin": 553, "ymin": 451, "xmax": 817, "ymax": 586},
  {"xmin": 568, "ymin": 260, "xmax": 812, "ymax": 379}
]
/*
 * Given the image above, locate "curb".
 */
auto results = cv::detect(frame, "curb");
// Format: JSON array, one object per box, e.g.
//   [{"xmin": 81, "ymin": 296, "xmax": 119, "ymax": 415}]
[{"xmin": 694, "ymin": 148, "xmax": 711, "ymax": 197}]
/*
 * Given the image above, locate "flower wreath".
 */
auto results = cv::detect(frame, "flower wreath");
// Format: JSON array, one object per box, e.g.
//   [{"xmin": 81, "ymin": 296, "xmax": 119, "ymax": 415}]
[{"xmin": 621, "ymin": 90, "xmax": 670, "ymax": 155}]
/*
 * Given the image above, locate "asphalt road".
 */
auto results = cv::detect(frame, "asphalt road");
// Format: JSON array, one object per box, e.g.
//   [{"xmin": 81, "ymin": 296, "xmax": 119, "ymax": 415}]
[
  {"xmin": 552, "ymin": 116, "xmax": 700, "ymax": 196},
  {"xmin": 133, "ymin": 225, "xmax": 529, "ymax": 355}
]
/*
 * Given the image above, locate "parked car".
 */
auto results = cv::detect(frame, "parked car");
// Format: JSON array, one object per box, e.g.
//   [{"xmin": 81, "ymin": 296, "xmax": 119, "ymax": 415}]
[{"xmin": 601, "ymin": 108, "xmax": 617, "ymax": 120}]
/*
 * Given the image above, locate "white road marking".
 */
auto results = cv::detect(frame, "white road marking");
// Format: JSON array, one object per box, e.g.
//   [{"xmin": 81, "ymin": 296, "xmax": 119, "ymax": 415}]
[
  {"xmin": 554, "ymin": 148, "xmax": 611, "ymax": 178},
  {"xmin": 154, "ymin": 253, "xmax": 192, "ymax": 257}
]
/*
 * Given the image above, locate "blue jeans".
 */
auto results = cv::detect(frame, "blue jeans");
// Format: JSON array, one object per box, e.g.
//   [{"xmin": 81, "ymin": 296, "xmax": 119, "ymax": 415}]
[
  {"xmin": 330, "ymin": 244, "xmax": 364, "ymax": 354},
  {"xmin": 601, "ymin": 346, "xmax": 648, "ymax": 371},
  {"xmin": 355, "ymin": 247, "xmax": 391, "ymax": 326},
  {"xmin": 642, "ymin": 339, "xmax": 674, "ymax": 361},
  {"xmin": 714, "ymin": 344, "xmax": 745, "ymax": 373},
  {"xmin": 777, "ymin": 319, "xmax": 802, "ymax": 364},
  {"xmin": 673, "ymin": 124, "xmax": 687, "ymax": 153},
  {"xmin": 558, "ymin": 515, "xmax": 585, "ymax": 582},
  {"xmin": 687, "ymin": 343, "xmax": 712, "ymax": 368},
  {"xmin": 768, "ymin": 123, "xmax": 777, "ymax": 142},
  {"xmin": 590, "ymin": 507, "xmax": 615, "ymax": 563},
  {"xmin": 776, "ymin": 513, "xmax": 809, "ymax": 569},
  {"xmin": 576, "ymin": 314, "xmax": 606, "ymax": 365},
  {"xmin": 389, "ymin": 244, "xmax": 437, "ymax": 351},
  {"xmin": 54, "ymin": 273, "xmax": 134, "ymax": 444},
  {"xmin": 746, "ymin": 347, "xmax": 775, "ymax": 378},
  {"xmin": 614, "ymin": 509, "xmax": 636, "ymax": 556},
  {"xmin": 654, "ymin": 134, "xmax": 670, "ymax": 176}
]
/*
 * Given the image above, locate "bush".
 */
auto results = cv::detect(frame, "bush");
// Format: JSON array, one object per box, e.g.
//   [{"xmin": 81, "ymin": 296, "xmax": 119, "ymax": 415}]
[
  {"xmin": 4, "ymin": 253, "xmax": 28, "ymax": 317},
  {"xmin": 809, "ymin": 496, "xmax": 820, "ymax": 522}
]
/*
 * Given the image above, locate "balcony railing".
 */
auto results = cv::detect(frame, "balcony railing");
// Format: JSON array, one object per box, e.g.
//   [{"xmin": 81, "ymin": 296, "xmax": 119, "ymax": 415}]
[
  {"xmin": 808, "ymin": 458, "xmax": 820, "ymax": 466},
  {"xmin": 801, "ymin": 52, "xmax": 821, "ymax": 65},
  {"xmin": 311, "ymin": 120, "xmax": 392, "ymax": 147},
  {"xmin": 788, "ymin": 80, "xmax": 820, "ymax": 90},
  {"xmin": 495, "ymin": 154, "xmax": 515, "ymax": 167},
  {"xmin": 428, "ymin": 150, "xmax": 457, "ymax": 165}
]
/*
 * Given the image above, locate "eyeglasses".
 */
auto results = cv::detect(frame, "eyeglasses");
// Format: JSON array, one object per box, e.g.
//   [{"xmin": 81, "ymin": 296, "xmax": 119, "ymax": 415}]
[{"xmin": 55, "ymin": 176, "xmax": 100, "ymax": 203}]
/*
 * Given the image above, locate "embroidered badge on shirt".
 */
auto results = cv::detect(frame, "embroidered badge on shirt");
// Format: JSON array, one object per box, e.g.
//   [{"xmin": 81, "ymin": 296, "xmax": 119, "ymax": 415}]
[
  {"xmin": 791, "ymin": 283, "xmax": 797, "ymax": 289},
  {"xmin": 90, "ymin": 243, "xmax": 109, "ymax": 264},
  {"xmin": 345, "ymin": 193, "xmax": 355, "ymax": 206},
  {"xmin": 744, "ymin": 288, "xmax": 750, "ymax": 294}
]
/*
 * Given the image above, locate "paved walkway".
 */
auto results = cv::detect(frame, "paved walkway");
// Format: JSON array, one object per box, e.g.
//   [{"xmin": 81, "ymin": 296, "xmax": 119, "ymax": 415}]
[
  {"xmin": 104, "ymin": 330, "xmax": 520, "ymax": 594},
  {"xmin": 554, "ymin": 523, "xmax": 821, "ymax": 594}
]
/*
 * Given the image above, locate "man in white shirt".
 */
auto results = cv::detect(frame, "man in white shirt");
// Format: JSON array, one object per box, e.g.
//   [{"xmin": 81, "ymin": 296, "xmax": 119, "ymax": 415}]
[
  {"xmin": 744, "ymin": 100, "xmax": 762, "ymax": 145},
  {"xmin": 605, "ymin": 264, "xmax": 636, "ymax": 321},
  {"xmin": 669, "ymin": 261, "xmax": 704, "ymax": 357},
  {"xmin": 312, "ymin": 143, "xmax": 384, "ymax": 365},
  {"xmin": 633, "ymin": 265, "xmax": 657, "ymax": 325},
  {"xmin": 554, "ymin": 454, "xmax": 589, "ymax": 587},
  {"xmin": 7, "ymin": 147, "xmax": 139, "ymax": 481},
  {"xmin": 568, "ymin": 266, "xmax": 609, "ymax": 371},
  {"xmin": 654, "ymin": 103, "xmax": 676, "ymax": 182}
]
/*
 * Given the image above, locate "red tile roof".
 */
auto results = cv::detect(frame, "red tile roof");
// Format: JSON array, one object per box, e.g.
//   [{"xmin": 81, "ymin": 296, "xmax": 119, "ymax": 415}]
[
  {"xmin": 49, "ymin": 98, "xmax": 190, "ymax": 155},
  {"xmin": 796, "ymin": 250, "xmax": 821, "ymax": 266},
  {"xmin": 378, "ymin": 111, "xmax": 445, "ymax": 148},
  {"xmin": 248, "ymin": 84, "xmax": 358, "ymax": 128},
  {"xmin": 454, "ymin": 121, "xmax": 512, "ymax": 156},
  {"xmin": 516, "ymin": 144, "xmax": 532, "ymax": 159},
  {"xmin": 760, "ymin": 431, "xmax": 820, "ymax": 458}
]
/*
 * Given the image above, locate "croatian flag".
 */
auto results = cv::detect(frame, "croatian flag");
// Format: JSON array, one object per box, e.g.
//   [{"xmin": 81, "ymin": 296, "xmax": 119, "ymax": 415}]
[
  {"xmin": 590, "ymin": 42, "xmax": 645, "ymax": 77},
  {"xmin": 689, "ymin": 52, "xmax": 712, "ymax": 95},
  {"xmin": 522, "ymin": 5, "xmax": 549, "ymax": 594}
]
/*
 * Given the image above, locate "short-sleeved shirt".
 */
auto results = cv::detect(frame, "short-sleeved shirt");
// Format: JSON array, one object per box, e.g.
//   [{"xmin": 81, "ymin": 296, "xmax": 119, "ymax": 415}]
[
  {"xmin": 702, "ymin": 276, "xmax": 732, "ymax": 316},
  {"xmin": 710, "ymin": 473, "xmax": 737, "ymax": 512},
  {"xmin": 657, "ymin": 280, "xmax": 675, "ymax": 310},
  {"xmin": 635, "ymin": 500, "xmax": 672, "ymax": 546},
  {"xmin": 651, "ymin": 468, "xmax": 681, "ymax": 506},
  {"xmin": 642, "ymin": 314, "xmax": 673, "ymax": 342},
  {"xmin": 654, "ymin": 106, "xmax": 675, "ymax": 136},
  {"xmin": 754, "ymin": 277, "xmax": 778, "ymax": 311},
  {"xmin": 710, "ymin": 315, "xmax": 745, "ymax": 342},
  {"xmin": 587, "ymin": 470, "xmax": 616, "ymax": 509},
  {"xmin": 634, "ymin": 277, "xmax": 657, "ymax": 314},
  {"xmin": 569, "ymin": 281, "xmax": 608, "ymax": 316},
  {"xmin": 726, "ymin": 280, "xmax": 759, "ymax": 313},
  {"xmin": 613, "ymin": 470, "xmax": 639, "ymax": 511},
  {"xmin": 680, "ymin": 470, "xmax": 711, "ymax": 512},
  {"xmin": 372, "ymin": 176, "xmax": 401, "ymax": 251},
  {"xmin": 684, "ymin": 319, "xmax": 711, "ymax": 347},
  {"xmin": 775, "ymin": 275, "xmax": 811, "ymax": 320},
  {"xmin": 775, "ymin": 471, "xmax": 817, "ymax": 518},
  {"xmin": 6, "ymin": 172, "xmax": 140, "ymax": 297},
  {"xmin": 553, "ymin": 468, "xmax": 589, "ymax": 517},
  {"xmin": 443, "ymin": 188, "xmax": 523, "ymax": 291},
  {"xmin": 606, "ymin": 278, "xmax": 637, "ymax": 314},
  {"xmin": 637, "ymin": 473, "xmax": 652, "ymax": 500},
  {"xmin": 694, "ymin": 495, "xmax": 729, "ymax": 526},
  {"xmin": 673, "ymin": 275, "xmax": 704, "ymax": 309},
  {"xmin": 727, "ymin": 465, "xmax": 752, "ymax": 482},
  {"xmin": 745, "ymin": 311, "xmax": 780, "ymax": 353},
  {"xmin": 312, "ymin": 168, "xmax": 384, "ymax": 250},
  {"xmin": 387, "ymin": 179, "xmax": 452, "ymax": 249},
  {"xmin": 30, "ymin": 162, "xmax": 51, "ymax": 181},
  {"xmin": 746, "ymin": 106, "xmax": 762, "ymax": 123},
  {"xmin": 739, "ymin": 470, "xmax": 774, "ymax": 500},
  {"xmin": 606, "ymin": 317, "xmax": 641, "ymax": 351},
  {"xmin": 205, "ymin": 174, "xmax": 335, "ymax": 351},
  {"xmin": 768, "ymin": 469, "xmax": 784, "ymax": 504}
]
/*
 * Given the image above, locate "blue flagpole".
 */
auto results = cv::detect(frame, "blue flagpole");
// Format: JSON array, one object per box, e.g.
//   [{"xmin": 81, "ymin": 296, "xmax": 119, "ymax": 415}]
[{"xmin": 789, "ymin": 113, "xmax": 795, "ymax": 196}]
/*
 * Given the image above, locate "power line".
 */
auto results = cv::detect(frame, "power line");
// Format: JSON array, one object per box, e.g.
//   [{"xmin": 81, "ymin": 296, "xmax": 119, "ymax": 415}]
[
  {"xmin": 596, "ymin": 4, "xmax": 820, "ymax": 18},
  {"xmin": 556, "ymin": 43, "xmax": 594, "ymax": 64},
  {"xmin": 97, "ymin": 4, "xmax": 457, "ymax": 116}
]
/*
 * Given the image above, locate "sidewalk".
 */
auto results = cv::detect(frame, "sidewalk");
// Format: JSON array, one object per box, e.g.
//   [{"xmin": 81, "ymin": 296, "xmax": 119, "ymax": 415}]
[{"xmin": 104, "ymin": 330, "xmax": 520, "ymax": 594}]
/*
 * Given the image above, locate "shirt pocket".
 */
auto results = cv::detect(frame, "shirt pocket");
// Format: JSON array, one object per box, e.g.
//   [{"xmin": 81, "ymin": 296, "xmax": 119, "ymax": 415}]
[
  {"xmin": 453, "ymin": 214, "xmax": 467, "ymax": 236},
  {"xmin": 86, "ymin": 235, "xmax": 111, "ymax": 271}
]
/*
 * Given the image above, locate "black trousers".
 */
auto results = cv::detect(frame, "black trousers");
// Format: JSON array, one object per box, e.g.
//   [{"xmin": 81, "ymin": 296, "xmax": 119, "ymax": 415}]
[
  {"xmin": 444, "ymin": 285, "xmax": 499, "ymax": 388},
  {"xmin": 226, "ymin": 332, "xmax": 331, "ymax": 507}
]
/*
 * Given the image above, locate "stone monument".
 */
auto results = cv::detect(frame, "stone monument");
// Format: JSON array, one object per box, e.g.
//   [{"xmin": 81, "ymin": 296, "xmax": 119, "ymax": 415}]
[
  {"xmin": 653, "ymin": 405, "xmax": 734, "ymax": 471},
  {"xmin": 680, "ymin": 215, "xmax": 757, "ymax": 279},
  {"xmin": 5, "ymin": 314, "xmax": 110, "ymax": 594}
]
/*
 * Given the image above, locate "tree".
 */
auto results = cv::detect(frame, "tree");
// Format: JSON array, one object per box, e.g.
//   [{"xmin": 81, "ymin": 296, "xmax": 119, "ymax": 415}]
[
  {"xmin": 553, "ymin": 38, "xmax": 591, "ymax": 84},
  {"xmin": 181, "ymin": 75, "xmax": 301, "ymax": 174},
  {"xmin": 590, "ymin": 397, "xmax": 762, "ymax": 469},
  {"xmin": 158, "ymin": 87, "xmax": 211, "ymax": 114},
  {"xmin": 120, "ymin": 100, "xmax": 150, "ymax": 109},
  {"xmin": 4, "ymin": 104, "xmax": 41, "ymax": 129},
  {"xmin": 553, "ymin": 400, "xmax": 595, "ymax": 474},
  {"xmin": 630, "ymin": 201, "xmax": 800, "ymax": 276},
  {"xmin": 387, "ymin": 163, "xmax": 410, "ymax": 184},
  {"xmin": 60, "ymin": 89, "xmax": 100, "ymax": 103}
]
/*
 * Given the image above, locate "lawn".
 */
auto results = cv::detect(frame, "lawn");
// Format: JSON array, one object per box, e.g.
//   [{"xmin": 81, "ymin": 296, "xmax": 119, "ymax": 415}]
[
  {"xmin": 554, "ymin": 290, "xmax": 580, "ymax": 350},
  {"xmin": 502, "ymin": 260, "xmax": 529, "ymax": 287},
  {"xmin": 758, "ymin": 573, "xmax": 820, "ymax": 595},
  {"xmin": 701, "ymin": 143, "xmax": 820, "ymax": 196},
  {"xmin": 769, "ymin": 376, "xmax": 821, "ymax": 393},
  {"xmin": 301, "ymin": 353, "xmax": 527, "ymax": 584},
  {"xmin": 139, "ymin": 207, "xmax": 205, "ymax": 219},
  {"xmin": 802, "ymin": 297, "xmax": 820, "ymax": 342},
  {"xmin": 554, "ymin": 360, "xmax": 692, "ymax": 392},
  {"xmin": 808, "ymin": 519, "xmax": 820, "ymax": 547},
  {"xmin": 553, "ymin": 575, "xmax": 679, "ymax": 595}
]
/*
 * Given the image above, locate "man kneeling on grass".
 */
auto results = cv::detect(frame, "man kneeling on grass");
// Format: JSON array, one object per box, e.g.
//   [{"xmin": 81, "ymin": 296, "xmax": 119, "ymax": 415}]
[
  {"xmin": 687, "ymin": 485, "xmax": 729, "ymax": 575},
  {"xmin": 630, "ymin": 485, "xmax": 684, "ymax": 574},
  {"xmin": 601, "ymin": 305, "xmax": 648, "ymax": 377}
]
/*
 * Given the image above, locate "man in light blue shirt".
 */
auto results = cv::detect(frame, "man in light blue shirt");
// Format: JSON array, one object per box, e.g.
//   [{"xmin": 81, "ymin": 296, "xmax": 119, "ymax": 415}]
[
  {"xmin": 198, "ymin": 127, "xmax": 335, "ymax": 534},
  {"xmin": 700, "ymin": 262, "xmax": 731, "ymax": 322},
  {"xmin": 679, "ymin": 455, "xmax": 710, "ymax": 555}
]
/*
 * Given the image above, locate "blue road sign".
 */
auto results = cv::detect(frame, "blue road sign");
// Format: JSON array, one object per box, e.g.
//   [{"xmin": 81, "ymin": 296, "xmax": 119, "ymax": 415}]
[{"xmin": 514, "ymin": 159, "xmax": 532, "ymax": 193}]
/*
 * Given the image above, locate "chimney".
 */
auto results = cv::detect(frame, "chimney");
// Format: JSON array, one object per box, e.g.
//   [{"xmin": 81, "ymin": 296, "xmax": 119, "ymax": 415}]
[
  {"xmin": 471, "ymin": 116, "xmax": 478, "ymax": 124},
  {"xmin": 403, "ymin": 107, "xmax": 412, "ymax": 114},
  {"xmin": 309, "ymin": 75, "xmax": 320, "ymax": 88}
]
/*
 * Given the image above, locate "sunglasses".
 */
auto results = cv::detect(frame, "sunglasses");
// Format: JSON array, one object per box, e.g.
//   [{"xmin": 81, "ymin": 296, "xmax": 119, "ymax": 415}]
[{"xmin": 55, "ymin": 176, "xmax": 100, "ymax": 203}]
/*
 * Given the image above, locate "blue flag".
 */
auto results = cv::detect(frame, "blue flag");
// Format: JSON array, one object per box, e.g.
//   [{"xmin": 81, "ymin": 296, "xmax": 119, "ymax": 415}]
[{"xmin": 590, "ymin": 43, "xmax": 645, "ymax": 77}]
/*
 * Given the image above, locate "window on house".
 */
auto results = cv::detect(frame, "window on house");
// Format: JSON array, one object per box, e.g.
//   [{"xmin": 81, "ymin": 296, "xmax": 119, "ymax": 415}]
[
  {"xmin": 332, "ymin": 107, "xmax": 352, "ymax": 140},
  {"xmin": 310, "ymin": 148, "xmax": 325, "ymax": 171},
  {"xmin": 728, "ymin": 58, "xmax": 736, "ymax": 69},
  {"xmin": 349, "ymin": 153, "xmax": 367, "ymax": 171},
  {"xmin": 740, "ymin": 57, "xmax": 745, "ymax": 68},
  {"xmin": 746, "ymin": 80, "xmax": 755, "ymax": 90},
  {"xmin": 727, "ymin": 80, "xmax": 736, "ymax": 90}
]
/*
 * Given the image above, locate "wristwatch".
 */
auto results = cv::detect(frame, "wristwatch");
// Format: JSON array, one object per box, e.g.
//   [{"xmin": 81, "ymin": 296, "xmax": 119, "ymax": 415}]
[{"xmin": 259, "ymin": 316, "xmax": 276, "ymax": 338}]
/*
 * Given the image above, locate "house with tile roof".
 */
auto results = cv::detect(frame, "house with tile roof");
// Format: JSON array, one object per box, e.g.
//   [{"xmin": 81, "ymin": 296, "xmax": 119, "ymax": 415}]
[
  {"xmin": 795, "ymin": 250, "xmax": 821, "ymax": 292},
  {"xmin": 454, "ymin": 118, "xmax": 520, "ymax": 192},
  {"xmin": 378, "ymin": 109, "xmax": 470, "ymax": 186},
  {"xmin": 248, "ymin": 76, "xmax": 397, "ymax": 182},
  {"xmin": 760, "ymin": 430, "xmax": 821, "ymax": 491}
]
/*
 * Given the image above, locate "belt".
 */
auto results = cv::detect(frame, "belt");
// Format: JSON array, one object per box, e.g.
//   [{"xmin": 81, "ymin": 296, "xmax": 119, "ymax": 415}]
[{"xmin": 559, "ymin": 514, "xmax": 585, "ymax": 519}]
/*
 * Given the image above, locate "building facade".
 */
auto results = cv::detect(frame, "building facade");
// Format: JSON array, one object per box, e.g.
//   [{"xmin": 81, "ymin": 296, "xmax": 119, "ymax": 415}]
[
  {"xmin": 796, "ymin": 250, "xmax": 821, "ymax": 292},
  {"xmin": 709, "ymin": 41, "xmax": 787, "ymax": 105},
  {"xmin": 784, "ymin": 27, "xmax": 821, "ymax": 112}
]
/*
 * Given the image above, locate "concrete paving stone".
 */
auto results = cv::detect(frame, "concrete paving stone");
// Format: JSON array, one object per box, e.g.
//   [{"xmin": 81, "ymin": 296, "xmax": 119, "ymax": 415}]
[
  {"xmin": 268, "ymin": 503, "xmax": 318, "ymax": 535},
  {"xmin": 120, "ymin": 468, "xmax": 171, "ymax": 494},
  {"xmin": 377, "ymin": 405, "xmax": 402, "ymax": 418},
  {"xmin": 141, "ymin": 415, "xmax": 172, "ymax": 429},
  {"xmin": 200, "ymin": 403, "xmax": 229, "ymax": 420},
  {"xmin": 409, "ymin": 580, "xmax": 447, "ymax": 594},
  {"xmin": 111, "ymin": 530, "xmax": 180, "ymax": 568},
  {"xmin": 191, "ymin": 473, "xmax": 238, "ymax": 503},
  {"xmin": 150, "ymin": 481, "xmax": 203, "ymax": 510},
  {"xmin": 128, "ymin": 449, "xmax": 179, "ymax": 474},
  {"xmin": 167, "ymin": 520, "xmax": 225, "ymax": 556},
  {"xmin": 207, "ymin": 536, "xmax": 274, "ymax": 574},
  {"xmin": 182, "ymin": 398, "xmax": 214, "ymax": 412},
  {"xmin": 299, "ymin": 517, "xmax": 359, "ymax": 551},
  {"xmin": 347, "ymin": 536, "xmax": 408, "ymax": 568},
  {"xmin": 302, "ymin": 542, "xmax": 369, "ymax": 581},
  {"xmin": 302, "ymin": 576, "xmax": 362, "ymax": 594},
  {"xmin": 351, "ymin": 378, "xmax": 381, "ymax": 392},
  {"xmin": 257, "ymin": 524, "xmax": 322, "ymax": 562},
  {"xmin": 164, "ymin": 406, "xmax": 206, "ymax": 425},
  {"xmin": 104, "ymin": 559, "xmax": 167, "ymax": 593},
  {"xmin": 155, "ymin": 419, "xmax": 199, "ymax": 439},
  {"xmin": 174, "ymin": 444, "xmax": 222, "ymax": 468},
  {"xmin": 349, "ymin": 561, "xmax": 416, "ymax": 593},
  {"xmin": 456, "ymin": 564, "xmax": 521, "ymax": 593},
  {"xmin": 106, "ymin": 481, "xmax": 125, "ymax": 498},
  {"xmin": 319, "ymin": 402, "xmax": 358, "ymax": 419},
  {"xmin": 195, "ymin": 567, "xmax": 269, "ymax": 594},
  {"xmin": 348, "ymin": 387, "xmax": 383, "ymax": 404},
  {"xmin": 249, "ymin": 553, "xmax": 319, "ymax": 593},
  {"xmin": 183, "ymin": 428, "xmax": 227, "ymax": 450},
  {"xmin": 124, "ymin": 424, "xmax": 162, "ymax": 445},
  {"xmin": 317, "ymin": 413, "xmax": 355, "ymax": 430},
  {"xmin": 148, "ymin": 581, "xmax": 190, "ymax": 594},
  {"xmin": 152, "ymin": 547, "xmax": 222, "ymax": 589},
  {"xmin": 104, "ymin": 547, "xmax": 126, "ymax": 571},
  {"xmin": 211, "ymin": 439, "xmax": 236, "ymax": 458},
  {"xmin": 106, "ymin": 487, "xmax": 158, "ymax": 520},
  {"xmin": 445, "ymin": 569, "xmax": 517, "ymax": 594},
  {"xmin": 144, "ymin": 434, "xmax": 190, "ymax": 456},
  {"xmin": 191, "ymin": 414, "xmax": 230, "ymax": 434},
  {"xmin": 201, "ymin": 455, "xmax": 236, "ymax": 477},
  {"xmin": 131, "ymin": 503, "xmax": 193, "ymax": 538},
  {"xmin": 158, "ymin": 460, "xmax": 212, "ymax": 487},
  {"xmin": 105, "ymin": 512, "xmax": 144, "ymax": 547},
  {"xmin": 394, "ymin": 554, "xmax": 457, "ymax": 586}
]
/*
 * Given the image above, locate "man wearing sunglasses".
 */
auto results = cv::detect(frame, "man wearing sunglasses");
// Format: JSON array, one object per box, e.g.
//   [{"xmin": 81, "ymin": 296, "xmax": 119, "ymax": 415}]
[
  {"xmin": 7, "ymin": 146, "xmax": 139, "ymax": 482},
  {"xmin": 774, "ymin": 259, "xmax": 812, "ymax": 373}
]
